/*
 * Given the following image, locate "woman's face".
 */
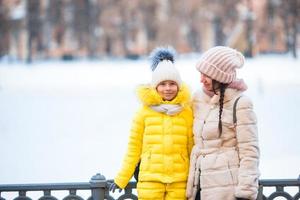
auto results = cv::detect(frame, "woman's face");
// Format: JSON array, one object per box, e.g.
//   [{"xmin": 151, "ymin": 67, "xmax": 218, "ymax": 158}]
[
  {"xmin": 200, "ymin": 73, "xmax": 213, "ymax": 91},
  {"xmin": 156, "ymin": 80, "xmax": 179, "ymax": 101}
]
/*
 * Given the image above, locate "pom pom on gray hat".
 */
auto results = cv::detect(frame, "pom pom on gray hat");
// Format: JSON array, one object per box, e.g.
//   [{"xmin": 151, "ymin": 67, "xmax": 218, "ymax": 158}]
[{"xmin": 149, "ymin": 46, "xmax": 182, "ymax": 88}]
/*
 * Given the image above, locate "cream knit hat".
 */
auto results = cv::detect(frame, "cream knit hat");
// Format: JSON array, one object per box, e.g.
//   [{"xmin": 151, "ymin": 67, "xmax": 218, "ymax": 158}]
[
  {"xmin": 150, "ymin": 47, "xmax": 182, "ymax": 88},
  {"xmin": 196, "ymin": 46, "xmax": 245, "ymax": 83}
]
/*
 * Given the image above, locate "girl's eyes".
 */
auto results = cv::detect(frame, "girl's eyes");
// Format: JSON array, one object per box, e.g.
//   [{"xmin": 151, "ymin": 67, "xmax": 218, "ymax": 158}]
[{"xmin": 159, "ymin": 81, "xmax": 177, "ymax": 86}]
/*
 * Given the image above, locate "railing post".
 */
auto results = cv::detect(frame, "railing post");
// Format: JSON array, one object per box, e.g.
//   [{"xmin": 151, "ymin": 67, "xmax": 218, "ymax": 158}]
[
  {"xmin": 257, "ymin": 184, "xmax": 263, "ymax": 200},
  {"xmin": 90, "ymin": 173, "xmax": 106, "ymax": 200}
]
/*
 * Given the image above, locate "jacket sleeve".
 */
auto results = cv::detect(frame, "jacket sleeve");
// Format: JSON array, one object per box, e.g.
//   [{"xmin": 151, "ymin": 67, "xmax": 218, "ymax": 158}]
[
  {"xmin": 114, "ymin": 108, "xmax": 145, "ymax": 188},
  {"xmin": 186, "ymin": 98, "xmax": 200, "ymax": 199},
  {"xmin": 186, "ymin": 106, "xmax": 194, "ymax": 156},
  {"xmin": 235, "ymin": 96, "xmax": 260, "ymax": 200}
]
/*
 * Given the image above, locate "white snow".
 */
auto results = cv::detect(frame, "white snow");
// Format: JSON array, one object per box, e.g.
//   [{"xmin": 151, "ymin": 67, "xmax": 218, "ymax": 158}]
[{"xmin": 0, "ymin": 54, "xmax": 299, "ymax": 187}]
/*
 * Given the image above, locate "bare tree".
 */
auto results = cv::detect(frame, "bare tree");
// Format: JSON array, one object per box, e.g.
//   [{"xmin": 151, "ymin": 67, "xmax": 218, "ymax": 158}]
[
  {"xmin": 244, "ymin": 0, "xmax": 255, "ymax": 57},
  {"xmin": 0, "ymin": 0, "xmax": 9, "ymax": 57},
  {"xmin": 26, "ymin": 0, "xmax": 42, "ymax": 63},
  {"xmin": 87, "ymin": 0, "xmax": 100, "ymax": 58},
  {"xmin": 288, "ymin": 0, "xmax": 298, "ymax": 58},
  {"xmin": 181, "ymin": 0, "xmax": 202, "ymax": 52},
  {"xmin": 139, "ymin": 1, "xmax": 159, "ymax": 52},
  {"xmin": 46, "ymin": 0, "xmax": 65, "ymax": 57},
  {"xmin": 3, "ymin": 0, "xmax": 298, "ymax": 60}
]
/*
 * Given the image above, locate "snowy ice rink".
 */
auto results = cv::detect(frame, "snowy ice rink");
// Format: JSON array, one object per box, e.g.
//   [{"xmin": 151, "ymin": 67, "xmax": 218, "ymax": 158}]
[{"xmin": 0, "ymin": 54, "xmax": 300, "ymax": 185}]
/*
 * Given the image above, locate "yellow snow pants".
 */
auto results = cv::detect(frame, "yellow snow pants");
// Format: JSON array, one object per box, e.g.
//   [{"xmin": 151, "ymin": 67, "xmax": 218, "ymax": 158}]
[{"xmin": 137, "ymin": 181, "xmax": 187, "ymax": 200}]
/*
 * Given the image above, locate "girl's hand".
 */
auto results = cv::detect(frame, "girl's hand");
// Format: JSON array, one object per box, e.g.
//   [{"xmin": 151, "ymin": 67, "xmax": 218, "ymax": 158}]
[{"xmin": 108, "ymin": 181, "xmax": 122, "ymax": 193}]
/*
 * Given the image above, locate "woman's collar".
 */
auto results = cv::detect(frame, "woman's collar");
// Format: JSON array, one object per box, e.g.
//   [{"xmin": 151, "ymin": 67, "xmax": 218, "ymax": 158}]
[{"xmin": 203, "ymin": 88, "xmax": 242, "ymax": 105}]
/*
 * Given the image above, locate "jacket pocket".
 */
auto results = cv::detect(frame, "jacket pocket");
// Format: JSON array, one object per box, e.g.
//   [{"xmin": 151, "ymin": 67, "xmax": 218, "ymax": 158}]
[
  {"xmin": 140, "ymin": 150, "xmax": 151, "ymax": 171},
  {"xmin": 180, "ymin": 152, "xmax": 189, "ymax": 171},
  {"xmin": 180, "ymin": 152, "xmax": 188, "ymax": 162},
  {"xmin": 200, "ymin": 152, "xmax": 236, "ymax": 189},
  {"xmin": 226, "ymin": 150, "xmax": 239, "ymax": 185},
  {"xmin": 201, "ymin": 169, "xmax": 234, "ymax": 189}
]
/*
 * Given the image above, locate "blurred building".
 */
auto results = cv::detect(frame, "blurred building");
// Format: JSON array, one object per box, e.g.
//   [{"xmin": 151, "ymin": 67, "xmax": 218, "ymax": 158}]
[{"xmin": 0, "ymin": 0, "xmax": 298, "ymax": 61}]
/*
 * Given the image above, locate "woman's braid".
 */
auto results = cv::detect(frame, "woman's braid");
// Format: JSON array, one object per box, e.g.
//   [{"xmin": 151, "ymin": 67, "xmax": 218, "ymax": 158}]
[{"xmin": 212, "ymin": 80, "xmax": 228, "ymax": 136}]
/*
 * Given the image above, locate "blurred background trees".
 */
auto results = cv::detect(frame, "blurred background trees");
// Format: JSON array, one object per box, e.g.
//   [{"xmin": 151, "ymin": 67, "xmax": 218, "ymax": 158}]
[{"xmin": 0, "ymin": 0, "xmax": 299, "ymax": 62}]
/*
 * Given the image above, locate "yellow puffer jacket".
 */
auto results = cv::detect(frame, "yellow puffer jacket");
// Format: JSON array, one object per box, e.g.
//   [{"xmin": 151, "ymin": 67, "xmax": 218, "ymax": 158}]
[{"xmin": 114, "ymin": 84, "xmax": 193, "ymax": 189}]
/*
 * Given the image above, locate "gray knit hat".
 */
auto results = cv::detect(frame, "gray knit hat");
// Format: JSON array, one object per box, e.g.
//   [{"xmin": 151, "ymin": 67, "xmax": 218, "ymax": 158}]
[{"xmin": 196, "ymin": 46, "xmax": 245, "ymax": 83}]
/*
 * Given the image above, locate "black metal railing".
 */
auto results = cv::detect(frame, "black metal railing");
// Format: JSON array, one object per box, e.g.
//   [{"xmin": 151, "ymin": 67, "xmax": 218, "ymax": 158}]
[
  {"xmin": 257, "ymin": 177, "xmax": 300, "ymax": 200},
  {"xmin": 0, "ymin": 174, "xmax": 137, "ymax": 200},
  {"xmin": 0, "ymin": 173, "xmax": 299, "ymax": 200}
]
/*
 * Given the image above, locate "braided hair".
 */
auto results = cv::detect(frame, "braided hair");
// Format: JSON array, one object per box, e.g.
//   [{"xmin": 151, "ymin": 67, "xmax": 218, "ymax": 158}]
[{"xmin": 212, "ymin": 80, "xmax": 229, "ymax": 136}]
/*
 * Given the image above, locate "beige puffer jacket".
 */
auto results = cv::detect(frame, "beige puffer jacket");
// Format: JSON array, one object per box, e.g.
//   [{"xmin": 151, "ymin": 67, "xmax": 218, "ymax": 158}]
[{"xmin": 186, "ymin": 88, "xmax": 260, "ymax": 200}]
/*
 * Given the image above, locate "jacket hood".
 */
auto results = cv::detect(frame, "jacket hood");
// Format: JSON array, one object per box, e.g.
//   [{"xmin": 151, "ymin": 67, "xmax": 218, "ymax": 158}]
[{"xmin": 136, "ymin": 83, "xmax": 191, "ymax": 106}]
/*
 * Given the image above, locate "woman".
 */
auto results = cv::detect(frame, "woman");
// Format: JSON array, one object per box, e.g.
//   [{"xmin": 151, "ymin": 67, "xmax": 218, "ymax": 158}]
[{"xmin": 186, "ymin": 46, "xmax": 260, "ymax": 200}]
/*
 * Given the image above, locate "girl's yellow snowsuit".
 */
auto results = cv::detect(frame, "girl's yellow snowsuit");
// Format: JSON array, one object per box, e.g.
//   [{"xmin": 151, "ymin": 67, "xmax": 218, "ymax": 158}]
[{"xmin": 114, "ymin": 84, "xmax": 193, "ymax": 200}]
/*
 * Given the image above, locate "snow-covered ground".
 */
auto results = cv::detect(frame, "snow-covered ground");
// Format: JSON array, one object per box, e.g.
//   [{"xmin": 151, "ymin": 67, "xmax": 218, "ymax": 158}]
[{"xmin": 0, "ymin": 55, "xmax": 299, "ymax": 186}]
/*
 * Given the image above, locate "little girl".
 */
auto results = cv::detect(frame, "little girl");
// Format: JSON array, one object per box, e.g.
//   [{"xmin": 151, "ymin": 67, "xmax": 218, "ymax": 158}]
[{"xmin": 110, "ymin": 47, "xmax": 193, "ymax": 200}]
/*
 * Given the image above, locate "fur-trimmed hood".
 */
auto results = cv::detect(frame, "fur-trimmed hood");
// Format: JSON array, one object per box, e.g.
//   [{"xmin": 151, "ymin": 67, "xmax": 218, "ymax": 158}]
[{"xmin": 136, "ymin": 83, "xmax": 191, "ymax": 106}]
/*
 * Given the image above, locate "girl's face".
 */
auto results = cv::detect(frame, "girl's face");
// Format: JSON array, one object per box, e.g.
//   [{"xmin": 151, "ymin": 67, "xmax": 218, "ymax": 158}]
[
  {"xmin": 156, "ymin": 80, "xmax": 179, "ymax": 101},
  {"xmin": 200, "ymin": 73, "xmax": 213, "ymax": 91}
]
